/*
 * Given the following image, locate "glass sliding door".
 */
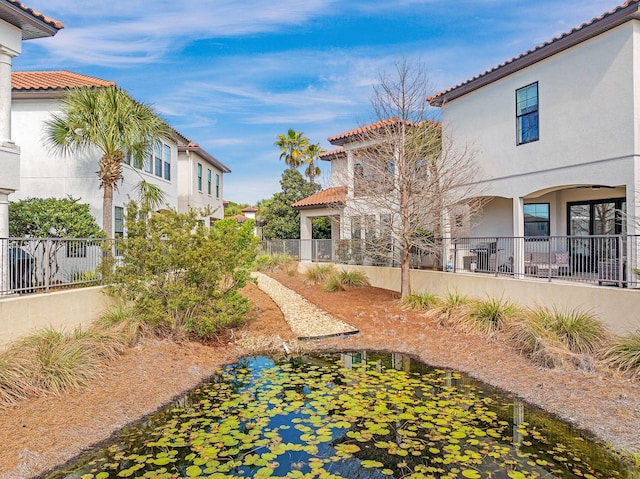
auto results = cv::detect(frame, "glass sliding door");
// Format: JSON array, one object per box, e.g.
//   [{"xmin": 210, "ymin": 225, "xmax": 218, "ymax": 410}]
[{"xmin": 567, "ymin": 198, "xmax": 625, "ymax": 274}]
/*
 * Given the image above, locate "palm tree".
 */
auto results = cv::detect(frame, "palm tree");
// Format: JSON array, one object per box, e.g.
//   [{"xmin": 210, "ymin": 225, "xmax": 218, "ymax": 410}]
[
  {"xmin": 275, "ymin": 129, "xmax": 309, "ymax": 170},
  {"xmin": 304, "ymin": 143, "xmax": 325, "ymax": 184},
  {"xmin": 44, "ymin": 86, "xmax": 171, "ymax": 238}
]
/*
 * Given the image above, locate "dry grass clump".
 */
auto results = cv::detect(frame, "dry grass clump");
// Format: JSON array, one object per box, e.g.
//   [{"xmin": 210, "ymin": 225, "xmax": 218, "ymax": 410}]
[
  {"xmin": 400, "ymin": 292, "xmax": 440, "ymax": 311},
  {"xmin": 237, "ymin": 334, "xmax": 306, "ymax": 358},
  {"xmin": 430, "ymin": 291, "xmax": 473, "ymax": 328},
  {"xmin": 506, "ymin": 306, "xmax": 609, "ymax": 369},
  {"xmin": 460, "ymin": 297, "xmax": 519, "ymax": 336},
  {"xmin": 603, "ymin": 331, "xmax": 640, "ymax": 377},
  {"xmin": 304, "ymin": 264, "xmax": 336, "ymax": 284},
  {"xmin": 323, "ymin": 269, "xmax": 370, "ymax": 292},
  {"xmin": 254, "ymin": 254, "xmax": 297, "ymax": 274},
  {"xmin": 0, "ymin": 304, "xmax": 139, "ymax": 406}
]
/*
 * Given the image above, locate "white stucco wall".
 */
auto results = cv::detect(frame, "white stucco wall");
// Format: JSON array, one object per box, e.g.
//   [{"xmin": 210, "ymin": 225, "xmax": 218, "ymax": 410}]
[
  {"xmin": 442, "ymin": 22, "xmax": 637, "ymax": 200},
  {"xmin": 177, "ymin": 150, "xmax": 225, "ymax": 225},
  {"xmin": 10, "ymin": 98, "xmax": 178, "ymax": 232}
]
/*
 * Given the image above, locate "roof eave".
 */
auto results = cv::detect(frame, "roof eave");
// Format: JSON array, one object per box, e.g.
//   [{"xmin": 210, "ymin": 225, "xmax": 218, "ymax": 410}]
[
  {"xmin": 179, "ymin": 145, "xmax": 231, "ymax": 173},
  {"xmin": 292, "ymin": 201, "xmax": 345, "ymax": 211},
  {"xmin": 429, "ymin": 2, "xmax": 640, "ymax": 107},
  {"xmin": 1, "ymin": 1, "xmax": 62, "ymax": 39}
]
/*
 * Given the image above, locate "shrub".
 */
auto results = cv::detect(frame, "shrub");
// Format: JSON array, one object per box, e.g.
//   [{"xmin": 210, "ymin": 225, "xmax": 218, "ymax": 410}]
[
  {"xmin": 603, "ymin": 331, "xmax": 640, "ymax": 377},
  {"xmin": 532, "ymin": 306, "xmax": 608, "ymax": 355},
  {"xmin": 108, "ymin": 207, "xmax": 258, "ymax": 340},
  {"xmin": 254, "ymin": 254, "xmax": 296, "ymax": 273},
  {"xmin": 15, "ymin": 328, "xmax": 104, "ymax": 395},
  {"xmin": 93, "ymin": 303, "xmax": 144, "ymax": 346},
  {"xmin": 305, "ymin": 264, "xmax": 335, "ymax": 284},
  {"xmin": 401, "ymin": 292, "xmax": 440, "ymax": 311},
  {"xmin": 431, "ymin": 291, "xmax": 472, "ymax": 328},
  {"xmin": 505, "ymin": 315, "xmax": 567, "ymax": 368},
  {"xmin": 463, "ymin": 297, "xmax": 518, "ymax": 335},
  {"xmin": 323, "ymin": 269, "xmax": 370, "ymax": 292}
]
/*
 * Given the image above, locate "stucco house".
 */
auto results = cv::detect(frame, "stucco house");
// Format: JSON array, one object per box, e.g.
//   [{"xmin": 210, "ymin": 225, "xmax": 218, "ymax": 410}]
[
  {"xmin": 10, "ymin": 70, "xmax": 230, "ymax": 234},
  {"xmin": 295, "ymin": 1, "xmax": 640, "ymax": 284},
  {"xmin": 177, "ymin": 141, "xmax": 230, "ymax": 228},
  {"xmin": 0, "ymin": 2, "xmax": 62, "ymax": 241},
  {"xmin": 427, "ymin": 0, "xmax": 640, "ymax": 281}
]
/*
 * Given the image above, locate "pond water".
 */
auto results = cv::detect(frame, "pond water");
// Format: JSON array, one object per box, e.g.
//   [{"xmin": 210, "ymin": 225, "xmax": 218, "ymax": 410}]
[{"xmin": 44, "ymin": 351, "xmax": 637, "ymax": 479}]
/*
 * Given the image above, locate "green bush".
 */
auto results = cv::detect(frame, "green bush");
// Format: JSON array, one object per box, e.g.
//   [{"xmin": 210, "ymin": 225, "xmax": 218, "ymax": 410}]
[
  {"xmin": 531, "ymin": 306, "xmax": 608, "ymax": 355},
  {"xmin": 254, "ymin": 253, "xmax": 296, "ymax": 273},
  {"xmin": 603, "ymin": 331, "xmax": 640, "ymax": 377},
  {"xmin": 107, "ymin": 206, "xmax": 258, "ymax": 340}
]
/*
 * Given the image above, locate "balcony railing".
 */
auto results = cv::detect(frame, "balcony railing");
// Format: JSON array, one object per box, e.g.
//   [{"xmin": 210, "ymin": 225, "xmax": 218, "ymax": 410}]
[{"xmin": 260, "ymin": 235, "xmax": 640, "ymax": 288}]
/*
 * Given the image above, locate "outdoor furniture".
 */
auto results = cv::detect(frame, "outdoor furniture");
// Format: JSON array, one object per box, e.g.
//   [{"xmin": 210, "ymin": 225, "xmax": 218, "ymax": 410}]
[
  {"xmin": 527, "ymin": 251, "xmax": 570, "ymax": 277},
  {"xmin": 598, "ymin": 259, "xmax": 626, "ymax": 286}
]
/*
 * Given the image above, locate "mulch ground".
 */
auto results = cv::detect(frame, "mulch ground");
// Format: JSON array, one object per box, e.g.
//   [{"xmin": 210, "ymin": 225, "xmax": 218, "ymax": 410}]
[{"xmin": 0, "ymin": 274, "xmax": 638, "ymax": 478}]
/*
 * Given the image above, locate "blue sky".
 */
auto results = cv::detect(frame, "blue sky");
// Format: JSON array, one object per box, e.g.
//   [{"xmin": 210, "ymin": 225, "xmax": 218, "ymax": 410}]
[{"xmin": 15, "ymin": 0, "xmax": 617, "ymax": 205}]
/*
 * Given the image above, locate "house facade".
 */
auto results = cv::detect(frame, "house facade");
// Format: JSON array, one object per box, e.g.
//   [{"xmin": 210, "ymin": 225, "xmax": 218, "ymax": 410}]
[
  {"xmin": 177, "ymin": 141, "xmax": 230, "ymax": 227},
  {"xmin": 0, "ymin": 3, "xmax": 61, "ymax": 240},
  {"xmin": 428, "ymin": 0, "xmax": 640, "ymax": 279},
  {"xmin": 10, "ymin": 71, "xmax": 230, "ymax": 235}
]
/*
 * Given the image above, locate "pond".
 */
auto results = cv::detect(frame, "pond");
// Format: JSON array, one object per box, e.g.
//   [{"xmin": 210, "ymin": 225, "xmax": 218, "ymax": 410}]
[{"xmin": 44, "ymin": 351, "xmax": 637, "ymax": 479}]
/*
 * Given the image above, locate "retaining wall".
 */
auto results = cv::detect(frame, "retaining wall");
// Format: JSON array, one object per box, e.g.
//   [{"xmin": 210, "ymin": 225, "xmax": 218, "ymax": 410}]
[
  {"xmin": 0, "ymin": 286, "xmax": 116, "ymax": 349},
  {"xmin": 298, "ymin": 263, "xmax": 640, "ymax": 336}
]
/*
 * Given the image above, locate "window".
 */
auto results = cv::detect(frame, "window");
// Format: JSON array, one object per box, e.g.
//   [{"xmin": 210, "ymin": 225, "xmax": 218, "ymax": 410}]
[
  {"xmin": 351, "ymin": 217, "xmax": 362, "ymax": 240},
  {"xmin": 524, "ymin": 203, "xmax": 549, "ymax": 237},
  {"xmin": 215, "ymin": 174, "xmax": 220, "ymax": 198},
  {"xmin": 154, "ymin": 141, "xmax": 162, "ymax": 177},
  {"xmin": 516, "ymin": 82, "xmax": 539, "ymax": 145},
  {"xmin": 197, "ymin": 163, "xmax": 202, "ymax": 191},
  {"xmin": 163, "ymin": 144, "xmax": 171, "ymax": 180},
  {"xmin": 114, "ymin": 207, "xmax": 124, "ymax": 238},
  {"xmin": 207, "ymin": 169, "xmax": 212, "ymax": 195}
]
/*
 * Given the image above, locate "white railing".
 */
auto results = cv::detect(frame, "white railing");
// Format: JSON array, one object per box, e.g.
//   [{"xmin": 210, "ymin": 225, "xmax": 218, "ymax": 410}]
[
  {"xmin": 0, "ymin": 238, "xmax": 117, "ymax": 295},
  {"xmin": 260, "ymin": 235, "xmax": 640, "ymax": 288}
]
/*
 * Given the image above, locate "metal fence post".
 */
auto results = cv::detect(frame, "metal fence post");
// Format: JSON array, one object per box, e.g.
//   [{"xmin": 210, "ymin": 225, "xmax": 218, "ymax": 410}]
[{"xmin": 44, "ymin": 238, "xmax": 51, "ymax": 292}]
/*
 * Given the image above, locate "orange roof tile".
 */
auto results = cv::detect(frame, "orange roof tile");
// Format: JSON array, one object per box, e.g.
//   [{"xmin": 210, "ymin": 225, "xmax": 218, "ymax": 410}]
[
  {"xmin": 241, "ymin": 206, "xmax": 258, "ymax": 212},
  {"xmin": 12, "ymin": 70, "xmax": 115, "ymax": 91},
  {"xmin": 291, "ymin": 186, "xmax": 347, "ymax": 209},
  {"xmin": 319, "ymin": 147, "xmax": 346, "ymax": 161},
  {"xmin": 328, "ymin": 118, "xmax": 402, "ymax": 145},
  {"xmin": 429, "ymin": 1, "xmax": 640, "ymax": 106},
  {"xmin": 6, "ymin": 1, "xmax": 64, "ymax": 31}
]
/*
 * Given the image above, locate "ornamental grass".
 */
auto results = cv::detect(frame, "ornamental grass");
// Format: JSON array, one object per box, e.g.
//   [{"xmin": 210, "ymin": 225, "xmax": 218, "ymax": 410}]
[{"xmin": 603, "ymin": 331, "xmax": 640, "ymax": 377}]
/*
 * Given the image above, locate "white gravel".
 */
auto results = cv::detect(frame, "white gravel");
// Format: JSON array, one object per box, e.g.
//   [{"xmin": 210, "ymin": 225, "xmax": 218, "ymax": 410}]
[{"xmin": 252, "ymin": 272, "xmax": 359, "ymax": 340}]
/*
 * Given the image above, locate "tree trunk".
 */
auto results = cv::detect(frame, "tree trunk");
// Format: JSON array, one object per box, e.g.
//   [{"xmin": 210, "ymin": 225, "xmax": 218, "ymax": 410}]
[{"xmin": 103, "ymin": 184, "xmax": 114, "ymax": 239}]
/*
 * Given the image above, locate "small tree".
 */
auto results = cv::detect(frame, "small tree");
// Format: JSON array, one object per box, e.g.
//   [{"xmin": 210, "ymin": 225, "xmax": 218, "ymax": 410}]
[
  {"xmin": 335, "ymin": 60, "xmax": 485, "ymax": 297},
  {"xmin": 260, "ymin": 169, "xmax": 321, "ymax": 240},
  {"xmin": 9, "ymin": 197, "xmax": 103, "ymax": 238},
  {"xmin": 108, "ymin": 206, "xmax": 258, "ymax": 339}
]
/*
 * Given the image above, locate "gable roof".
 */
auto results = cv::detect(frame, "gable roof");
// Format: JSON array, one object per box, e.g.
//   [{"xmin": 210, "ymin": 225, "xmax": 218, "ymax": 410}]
[
  {"xmin": 13, "ymin": 70, "xmax": 115, "ymax": 91},
  {"xmin": 429, "ymin": 0, "xmax": 640, "ymax": 106},
  {"xmin": 291, "ymin": 186, "xmax": 347, "ymax": 210},
  {"xmin": 178, "ymin": 142, "xmax": 231, "ymax": 173},
  {"xmin": 0, "ymin": 1, "xmax": 63, "ymax": 39}
]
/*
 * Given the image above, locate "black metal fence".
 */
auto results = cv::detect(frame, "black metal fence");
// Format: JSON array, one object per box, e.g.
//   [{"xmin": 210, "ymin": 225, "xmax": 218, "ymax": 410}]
[{"xmin": 260, "ymin": 235, "xmax": 640, "ymax": 288}]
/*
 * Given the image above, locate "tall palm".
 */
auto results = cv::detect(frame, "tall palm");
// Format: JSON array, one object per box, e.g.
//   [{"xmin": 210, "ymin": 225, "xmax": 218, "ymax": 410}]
[
  {"xmin": 44, "ymin": 86, "xmax": 171, "ymax": 238},
  {"xmin": 304, "ymin": 143, "xmax": 325, "ymax": 184},
  {"xmin": 275, "ymin": 129, "xmax": 309, "ymax": 170}
]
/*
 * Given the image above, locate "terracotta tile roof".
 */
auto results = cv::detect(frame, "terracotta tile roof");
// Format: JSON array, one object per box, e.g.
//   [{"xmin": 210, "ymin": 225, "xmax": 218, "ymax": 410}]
[
  {"xmin": 291, "ymin": 186, "xmax": 347, "ymax": 210},
  {"xmin": 2, "ymin": 1, "xmax": 63, "ymax": 39},
  {"xmin": 328, "ymin": 118, "xmax": 402, "ymax": 146},
  {"xmin": 429, "ymin": 1, "xmax": 640, "ymax": 106},
  {"xmin": 12, "ymin": 70, "xmax": 115, "ymax": 91},
  {"xmin": 319, "ymin": 147, "xmax": 346, "ymax": 161},
  {"xmin": 241, "ymin": 206, "xmax": 258, "ymax": 213}
]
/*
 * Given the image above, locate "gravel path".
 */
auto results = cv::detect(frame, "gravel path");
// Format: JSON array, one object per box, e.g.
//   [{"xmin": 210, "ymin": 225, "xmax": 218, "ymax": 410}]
[{"xmin": 252, "ymin": 272, "xmax": 359, "ymax": 340}]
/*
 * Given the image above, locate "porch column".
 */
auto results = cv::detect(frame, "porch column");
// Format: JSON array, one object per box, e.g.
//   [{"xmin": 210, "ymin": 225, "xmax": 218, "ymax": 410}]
[
  {"xmin": 441, "ymin": 210, "xmax": 452, "ymax": 272},
  {"xmin": 626, "ymin": 180, "xmax": 640, "ymax": 284},
  {"xmin": 0, "ymin": 189, "xmax": 9, "ymax": 294},
  {"xmin": 512, "ymin": 197, "xmax": 525, "ymax": 278},
  {"xmin": 0, "ymin": 49, "xmax": 14, "ymax": 144},
  {"xmin": 300, "ymin": 211, "xmax": 313, "ymax": 263}
]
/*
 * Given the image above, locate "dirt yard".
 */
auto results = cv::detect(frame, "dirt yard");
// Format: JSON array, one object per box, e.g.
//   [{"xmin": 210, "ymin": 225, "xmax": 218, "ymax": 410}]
[{"xmin": 0, "ymin": 273, "xmax": 639, "ymax": 478}]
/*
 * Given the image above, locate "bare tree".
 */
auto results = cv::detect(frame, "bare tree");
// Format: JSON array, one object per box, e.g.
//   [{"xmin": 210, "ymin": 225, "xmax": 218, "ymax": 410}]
[{"xmin": 333, "ymin": 60, "xmax": 485, "ymax": 297}]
